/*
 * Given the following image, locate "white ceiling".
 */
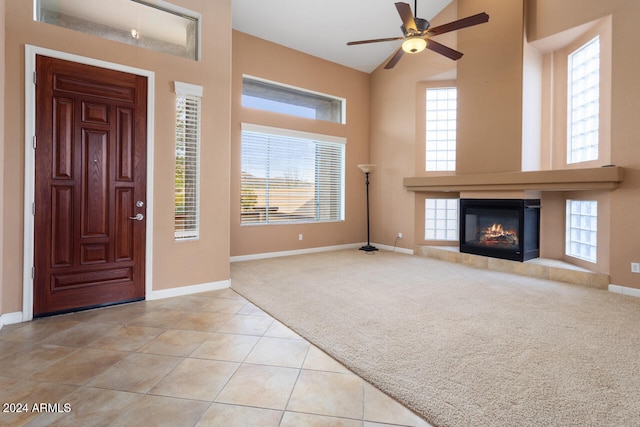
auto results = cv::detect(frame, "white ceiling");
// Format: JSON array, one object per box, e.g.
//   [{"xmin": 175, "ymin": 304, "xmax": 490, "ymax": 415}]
[
  {"xmin": 41, "ymin": 0, "xmax": 454, "ymax": 73},
  {"xmin": 232, "ymin": 0, "xmax": 454, "ymax": 73}
]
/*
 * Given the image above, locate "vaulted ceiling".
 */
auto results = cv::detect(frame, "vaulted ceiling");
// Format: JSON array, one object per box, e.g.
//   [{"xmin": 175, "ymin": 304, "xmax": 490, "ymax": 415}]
[
  {"xmin": 231, "ymin": 0, "xmax": 453, "ymax": 73},
  {"xmin": 40, "ymin": 0, "xmax": 454, "ymax": 74}
]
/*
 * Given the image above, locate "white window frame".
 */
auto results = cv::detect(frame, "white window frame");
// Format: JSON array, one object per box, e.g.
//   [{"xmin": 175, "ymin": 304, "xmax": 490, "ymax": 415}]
[
  {"xmin": 174, "ymin": 81, "xmax": 202, "ymax": 240},
  {"xmin": 425, "ymin": 87, "xmax": 457, "ymax": 172},
  {"xmin": 240, "ymin": 123, "xmax": 346, "ymax": 226}
]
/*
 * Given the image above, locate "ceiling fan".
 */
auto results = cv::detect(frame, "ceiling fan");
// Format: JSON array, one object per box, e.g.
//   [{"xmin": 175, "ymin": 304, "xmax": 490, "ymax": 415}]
[{"xmin": 347, "ymin": 1, "xmax": 489, "ymax": 69}]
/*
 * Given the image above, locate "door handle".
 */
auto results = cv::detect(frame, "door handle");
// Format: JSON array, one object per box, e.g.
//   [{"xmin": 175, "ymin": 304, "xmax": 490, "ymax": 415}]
[{"xmin": 128, "ymin": 213, "xmax": 144, "ymax": 221}]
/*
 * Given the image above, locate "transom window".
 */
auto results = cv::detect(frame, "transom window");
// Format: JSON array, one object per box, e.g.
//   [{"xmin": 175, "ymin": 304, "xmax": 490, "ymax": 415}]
[
  {"xmin": 241, "ymin": 125, "xmax": 345, "ymax": 225},
  {"xmin": 565, "ymin": 200, "xmax": 597, "ymax": 262},
  {"xmin": 567, "ymin": 36, "xmax": 600, "ymax": 164},
  {"xmin": 36, "ymin": 0, "xmax": 200, "ymax": 60},
  {"xmin": 425, "ymin": 87, "xmax": 457, "ymax": 171},
  {"xmin": 242, "ymin": 76, "xmax": 345, "ymax": 124},
  {"xmin": 425, "ymin": 199, "xmax": 459, "ymax": 241}
]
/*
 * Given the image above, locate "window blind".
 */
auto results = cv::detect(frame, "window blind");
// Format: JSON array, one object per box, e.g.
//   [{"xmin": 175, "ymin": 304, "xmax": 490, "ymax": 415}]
[
  {"xmin": 241, "ymin": 127, "xmax": 345, "ymax": 225},
  {"xmin": 175, "ymin": 93, "xmax": 201, "ymax": 239}
]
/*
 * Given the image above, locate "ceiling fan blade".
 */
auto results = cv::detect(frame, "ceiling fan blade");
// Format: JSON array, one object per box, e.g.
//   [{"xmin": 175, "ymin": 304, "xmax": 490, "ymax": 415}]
[
  {"xmin": 384, "ymin": 48, "xmax": 405, "ymax": 69},
  {"xmin": 347, "ymin": 36, "xmax": 405, "ymax": 46},
  {"xmin": 427, "ymin": 12, "xmax": 489, "ymax": 37},
  {"xmin": 426, "ymin": 39, "xmax": 464, "ymax": 60},
  {"xmin": 395, "ymin": 2, "xmax": 417, "ymax": 33}
]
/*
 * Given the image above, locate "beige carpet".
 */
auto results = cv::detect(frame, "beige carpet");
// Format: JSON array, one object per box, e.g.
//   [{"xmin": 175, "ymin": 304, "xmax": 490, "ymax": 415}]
[{"xmin": 230, "ymin": 249, "xmax": 640, "ymax": 427}]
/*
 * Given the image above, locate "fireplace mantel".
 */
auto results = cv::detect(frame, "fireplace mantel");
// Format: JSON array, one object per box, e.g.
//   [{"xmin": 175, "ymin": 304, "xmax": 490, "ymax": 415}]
[{"xmin": 404, "ymin": 167, "xmax": 623, "ymax": 192}]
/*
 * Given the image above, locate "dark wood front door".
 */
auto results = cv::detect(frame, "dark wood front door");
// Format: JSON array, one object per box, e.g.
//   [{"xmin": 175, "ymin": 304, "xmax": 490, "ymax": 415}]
[{"xmin": 34, "ymin": 56, "xmax": 147, "ymax": 317}]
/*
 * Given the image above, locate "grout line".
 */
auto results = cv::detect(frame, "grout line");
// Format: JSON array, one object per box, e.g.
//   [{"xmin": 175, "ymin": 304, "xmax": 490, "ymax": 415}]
[{"xmin": 0, "ymin": 290, "xmax": 424, "ymax": 426}]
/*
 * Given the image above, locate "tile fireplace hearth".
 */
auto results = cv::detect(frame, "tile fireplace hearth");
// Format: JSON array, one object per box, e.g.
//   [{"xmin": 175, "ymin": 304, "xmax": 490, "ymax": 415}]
[{"xmin": 416, "ymin": 246, "xmax": 609, "ymax": 290}]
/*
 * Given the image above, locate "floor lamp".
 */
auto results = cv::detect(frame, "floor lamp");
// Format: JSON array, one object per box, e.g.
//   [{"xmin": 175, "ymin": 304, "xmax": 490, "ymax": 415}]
[{"xmin": 358, "ymin": 164, "xmax": 378, "ymax": 252}]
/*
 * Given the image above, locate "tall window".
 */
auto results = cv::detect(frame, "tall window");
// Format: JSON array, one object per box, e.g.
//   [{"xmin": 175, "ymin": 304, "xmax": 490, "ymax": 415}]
[
  {"xmin": 425, "ymin": 199, "xmax": 458, "ymax": 241},
  {"xmin": 567, "ymin": 36, "xmax": 600, "ymax": 164},
  {"xmin": 174, "ymin": 82, "xmax": 202, "ymax": 240},
  {"xmin": 566, "ymin": 200, "xmax": 597, "ymax": 262},
  {"xmin": 241, "ymin": 125, "xmax": 345, "ymax": 225},
  {"xmin": 536, "ymin": 16, "xmax": 610, "ymax": 170},
  {"xmin": 426, "ymin": 87, "xmax": 457, "ymax": 171}
]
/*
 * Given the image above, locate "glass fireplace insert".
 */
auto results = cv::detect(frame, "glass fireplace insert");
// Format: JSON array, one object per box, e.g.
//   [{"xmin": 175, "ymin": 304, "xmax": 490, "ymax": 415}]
[{"xmin": 459, "ymin": 199, "xmax": 540, "ymax": 262}]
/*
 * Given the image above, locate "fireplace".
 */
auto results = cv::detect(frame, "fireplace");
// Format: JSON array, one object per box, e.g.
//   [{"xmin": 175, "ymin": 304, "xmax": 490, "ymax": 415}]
[{"xmin": 459, "ymin": 199, "xmax": 540, "ymax": 262}]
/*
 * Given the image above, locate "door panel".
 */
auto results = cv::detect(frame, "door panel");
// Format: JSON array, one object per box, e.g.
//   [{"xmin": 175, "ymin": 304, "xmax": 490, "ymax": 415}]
[
  {"xmin": 51, "ymin": 185, "xmax": 74, "ymax": 267},
  {"xmin": 53, "ymin": 98, "xmax": 74, "ymax": 178},
  {"xmin": 34, "ymin": 56, "xmax": 147, "ymax": 317}
]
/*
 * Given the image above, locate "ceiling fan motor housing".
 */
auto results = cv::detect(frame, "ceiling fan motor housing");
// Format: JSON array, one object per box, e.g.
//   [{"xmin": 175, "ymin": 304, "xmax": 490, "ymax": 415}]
[
  {"xmin": 415, "ymin": 17, "xmax": 430, "ymax": 32},
  {"xmin": 401, "ymin": 18, "xmax": 429, "ymax": 37}
]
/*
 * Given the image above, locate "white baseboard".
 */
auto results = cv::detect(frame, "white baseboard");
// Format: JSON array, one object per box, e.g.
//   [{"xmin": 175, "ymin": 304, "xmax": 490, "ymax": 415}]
[
  {"xmin": 608, "ymin": 284, "xmax": 640, "ymax": 298},
  {"xmin": 230, "ymin": 243, "xmax": 363, "ymax": 262},
  {"xmin": 147, "ymin": 279, "xmax": 231, "ymax": 301},
  {"xmin": 0, "ymin": 311, "xmax": 24, "ymax": 329},
  {"xmin": 373, "ymin": 243, "xmax": 414, "ymax": 255},
  {"xmin": 230, "ymin": 243, "xmax": 415, "ymax": 262}
]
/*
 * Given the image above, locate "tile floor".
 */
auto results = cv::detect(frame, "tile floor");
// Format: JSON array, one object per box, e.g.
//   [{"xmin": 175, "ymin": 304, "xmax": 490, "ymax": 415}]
[{"xmin": 0, "ymin": 288, "xmax": 431, "ymax": 427}]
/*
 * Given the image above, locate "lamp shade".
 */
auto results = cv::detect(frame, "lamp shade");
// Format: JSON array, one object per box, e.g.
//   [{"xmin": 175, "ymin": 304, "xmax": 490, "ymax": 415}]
[
  {"xmin": 358, "ymin": 164, "xmax": 376, "ymax": 174},
  {"xmin": 402, "ymin": 37, "xmax": 427, "ymax": 54}
]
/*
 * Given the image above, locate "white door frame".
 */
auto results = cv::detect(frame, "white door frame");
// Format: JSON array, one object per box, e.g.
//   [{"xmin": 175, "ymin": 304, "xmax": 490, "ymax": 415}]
[{"xmin": 23, "ymin": 45, "xmax": 155, "ymax": 321}]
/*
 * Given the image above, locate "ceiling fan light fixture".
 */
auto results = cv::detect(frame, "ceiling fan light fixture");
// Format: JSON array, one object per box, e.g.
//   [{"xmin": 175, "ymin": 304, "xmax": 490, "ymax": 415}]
[{"xmin": 402, "ymin": 36, "xmax": 426, "ymax": 54}]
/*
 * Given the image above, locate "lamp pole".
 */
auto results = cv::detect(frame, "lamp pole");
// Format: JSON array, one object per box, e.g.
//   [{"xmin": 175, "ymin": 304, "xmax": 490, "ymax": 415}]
[{"xmin": 358, "ymin": 164, "xmax": 378, "ymax": 252}]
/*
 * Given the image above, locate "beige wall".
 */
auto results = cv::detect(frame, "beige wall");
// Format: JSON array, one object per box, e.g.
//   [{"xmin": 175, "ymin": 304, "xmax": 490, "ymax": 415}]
[
  {"xmin": 0, "ymin": 0, "xmax": 5, "ymax": 317},
  {"xmin": 230, "ymin": 31, "xmax": 370, "ymax": 256},
  {"xmin": 3, "ymin": 0, "xmax": 640, "ymax": 318},
  {"xmin": 368, "ymin": 2, "xmax": 462, "ymax": 251},
  {"xmin": 457, "ymin": 0, "xmax": 525, "ymax": 174},
  {"xmin": 369, "ymin": 0, "xmax": 523, "ymax": 250},
  {"xmin": 528, "ymin": 0, "xmax": 640, "ymax": 287},
  {"xmin": 2, "ymin": 0, "xmax": 232, "ymax": 314},
  {"xmin": 371, "ymin": 0, "xmax": 640, "ymax": 288}
]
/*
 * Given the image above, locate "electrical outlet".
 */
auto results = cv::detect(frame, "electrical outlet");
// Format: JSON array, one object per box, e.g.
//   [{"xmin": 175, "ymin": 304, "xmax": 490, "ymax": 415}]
[
  {"xmin": 397, "ymin": 232, "xmax": 403, "ymax": 239},
  {"xmin": 298, "ymin": 234, "xmax": 303, "ymax": 241},
  {"xmin": 632, "ymin": 262, "xmax": 640, "ymax": 273}
]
